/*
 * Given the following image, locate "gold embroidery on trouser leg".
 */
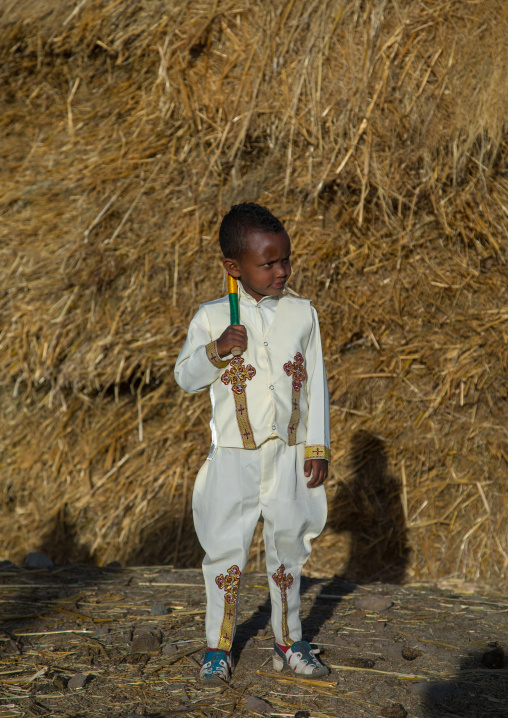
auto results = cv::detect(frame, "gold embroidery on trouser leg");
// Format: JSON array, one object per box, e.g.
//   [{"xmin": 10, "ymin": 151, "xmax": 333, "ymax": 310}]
[
  {"xmin": 304, "ymin": 444, "xmax": 331, "ymax": 462},
  {"xmin": 221, "ymin": 357, "xmax": 257, "ymax": 449},
  {"xmin": 283, "ymin": 353, "xmax": 307, "ymax": 446},
  {"xmin": 215, "ymin": 565, "xmax": 241, "ymax": 650},
  {"xmin": 272, "ymin": 564, "xmax": 294, "ymax": 646}
]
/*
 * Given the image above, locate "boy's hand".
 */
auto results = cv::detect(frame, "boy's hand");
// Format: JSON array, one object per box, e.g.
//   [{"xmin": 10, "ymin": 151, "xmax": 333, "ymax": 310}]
[
  {"xmin": 304, "ymin": 458, "xmax": 328, "ymax": 488},
  {"xmin": 216, "ymin": 325, "xmax": 247, "ymax": 358}
]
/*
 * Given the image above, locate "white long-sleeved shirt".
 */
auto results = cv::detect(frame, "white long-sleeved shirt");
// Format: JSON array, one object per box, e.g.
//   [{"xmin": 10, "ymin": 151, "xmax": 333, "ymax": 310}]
[{"xmin": 174, "ymin": 283, "xmax": 330, "ymax": 461}]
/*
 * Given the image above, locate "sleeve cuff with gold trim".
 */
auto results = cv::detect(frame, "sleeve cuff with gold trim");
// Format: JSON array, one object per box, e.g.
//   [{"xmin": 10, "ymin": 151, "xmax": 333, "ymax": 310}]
[
  {"xmin": 205, "ymin": 340, "xmax": 231, "ymax": 368},
  {"xmin": 304, "ymin": 444, "xmax": 331, "ymax": 462}
]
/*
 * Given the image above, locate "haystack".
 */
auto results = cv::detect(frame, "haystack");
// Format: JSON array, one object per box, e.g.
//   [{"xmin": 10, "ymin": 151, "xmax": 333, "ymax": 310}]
[{"xmin": 0, "ymin": 0, "xmax": 507, "ymax": 587}]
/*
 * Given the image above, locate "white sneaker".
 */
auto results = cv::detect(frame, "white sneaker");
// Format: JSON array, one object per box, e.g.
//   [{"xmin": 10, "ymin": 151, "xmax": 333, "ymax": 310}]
[
  {"xmin": 273, "ymin": 640, "xmax": 329, "ymax": 677},
  {"xmin": 199, "ymin": 648, "xmax": 232, "ymax": 685}
]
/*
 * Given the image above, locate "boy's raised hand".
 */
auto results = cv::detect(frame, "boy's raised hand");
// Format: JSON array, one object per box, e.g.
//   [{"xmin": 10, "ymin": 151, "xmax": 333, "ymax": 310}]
[
  {"xmin": 304, "ymin": 458, "xmax": 328, "ymax": 488},
  {"xmin": 216, "ymin": 325, "xmax": 248, "ymax": 358}
]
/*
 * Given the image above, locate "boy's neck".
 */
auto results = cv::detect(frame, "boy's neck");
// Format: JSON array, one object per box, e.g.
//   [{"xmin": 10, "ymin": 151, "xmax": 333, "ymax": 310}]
[{"xmin": 237, "ymin": 280, "xmax": 280, "ymax": 303}]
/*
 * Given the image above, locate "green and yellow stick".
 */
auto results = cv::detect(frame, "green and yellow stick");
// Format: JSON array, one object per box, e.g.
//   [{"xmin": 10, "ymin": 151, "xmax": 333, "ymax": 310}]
[{"xmin": 228, "ymin": 274, "xmax": 242, "ymax": 356}]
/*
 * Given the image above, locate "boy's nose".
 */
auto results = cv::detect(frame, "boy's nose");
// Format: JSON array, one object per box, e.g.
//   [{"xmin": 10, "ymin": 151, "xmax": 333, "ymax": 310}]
[{"xmin": 276, "ymin": 263, "xmax": 287, "ymax": 276}]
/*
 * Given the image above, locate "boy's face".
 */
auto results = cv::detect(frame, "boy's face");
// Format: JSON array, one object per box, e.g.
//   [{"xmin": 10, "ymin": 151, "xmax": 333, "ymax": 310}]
[{"xmin": 224, "ymin": 230, "xmax": 292, "ymax": 302}]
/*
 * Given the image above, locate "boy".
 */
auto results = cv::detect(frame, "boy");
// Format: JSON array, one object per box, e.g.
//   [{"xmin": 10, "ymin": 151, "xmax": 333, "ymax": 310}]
[{"xmin": 174, "ymin": 202, "xmax": 330, "ymax": 684}]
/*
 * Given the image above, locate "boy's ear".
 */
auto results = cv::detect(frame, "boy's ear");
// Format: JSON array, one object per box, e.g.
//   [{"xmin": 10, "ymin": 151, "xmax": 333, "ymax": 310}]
[{"xmin": 223, "ymin": 257, "xmax": 241, "ymax": 278}]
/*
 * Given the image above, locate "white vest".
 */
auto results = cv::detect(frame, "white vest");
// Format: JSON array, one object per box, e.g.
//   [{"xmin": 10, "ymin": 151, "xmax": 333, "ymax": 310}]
[{"xmin": 175, "ymin": 291, "xmax": 330, "ymax": 459}]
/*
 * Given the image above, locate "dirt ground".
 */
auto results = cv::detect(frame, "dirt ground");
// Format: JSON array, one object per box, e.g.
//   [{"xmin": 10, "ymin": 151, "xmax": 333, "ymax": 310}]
[{"xmin": 1, "ymin": 562, "xmax": 507, "ymax": 718}]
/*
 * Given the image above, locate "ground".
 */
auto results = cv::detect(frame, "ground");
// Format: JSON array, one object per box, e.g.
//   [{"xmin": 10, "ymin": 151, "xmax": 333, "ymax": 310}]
[{"xmin": 1, "ymin": 563, "xmax": 507, "ymax": 717}]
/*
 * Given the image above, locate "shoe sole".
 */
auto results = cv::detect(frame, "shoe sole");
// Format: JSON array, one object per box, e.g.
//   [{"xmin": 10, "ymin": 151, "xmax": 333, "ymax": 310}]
[{"xmin": 199, "ymin": 673, "xmax": 230, "ymax": 686}]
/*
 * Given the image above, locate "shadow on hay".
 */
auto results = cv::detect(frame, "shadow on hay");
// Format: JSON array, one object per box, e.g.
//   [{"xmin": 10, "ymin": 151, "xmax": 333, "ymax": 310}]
[
  {"xmin": 422, "ymin": 646, "xmax": 508, "ymax": 718},
  {"xmin": 297, "ymin": 430, "xmax": 411, "ymax": 645},
  {"xmin": 37, "ymin": 506, "xmax": 96, "ymax": 565},
  {"xmin": 329, "ymin": 429, "xmax": 411, "ymax": 584},
  {"xmin": 35, "ymin": 503, "xmax": 203, "ymax": 569},
  {"xmin": 123, "ymin": 509, "xmax": 204, "ymax": 569}
]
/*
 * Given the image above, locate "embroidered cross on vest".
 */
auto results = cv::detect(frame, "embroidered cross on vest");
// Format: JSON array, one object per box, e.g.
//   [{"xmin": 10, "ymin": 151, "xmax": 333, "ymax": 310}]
[
  {"xmin": 215, "ymin": 565, "xmax": 241, "ymax": 650},
  {"xmin": 272, "ymin": 564, "xmax": 294, "ymax": 646},
  {"xmin": 221, "ymin": 357, "xmax": 257, "ymax": 449},
  {"xmin": 283, "ymin": 352, "xmax": 307, "ymax": 446}
]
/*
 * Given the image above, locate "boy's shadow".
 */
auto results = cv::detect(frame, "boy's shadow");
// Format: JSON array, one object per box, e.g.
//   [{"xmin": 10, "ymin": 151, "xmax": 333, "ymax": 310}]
[
  {"xmin": 235, "ymin": 430, "xmax": 411, "ymax": 656},
  {"xmin": 329, "ymin": 429, "xmax": 411, "ymax": 584},
  {"xmin": 302, "ymin": 430, "xmax": 411, "ymax": 641}
]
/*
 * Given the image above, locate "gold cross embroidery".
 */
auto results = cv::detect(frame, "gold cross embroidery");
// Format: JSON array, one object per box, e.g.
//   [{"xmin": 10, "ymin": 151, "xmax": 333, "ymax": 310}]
[
  {"xmin": 272, "ymin": 564, "xmax": 294, "ymax": 646},
  {"xmin": 283, "ymin": 353, "xmax": 307, "ymax": 445},
  {"xmin": 283, "ymin": 352, "xmax": 307, "ymax": 392},
  {"xmin": 221, "ymin": 358, "xmax": 257, "ymax": 448},
  {"xmin": 216, "ymin": 565, "xmax": 242, "ymax": 604},
  {"xmin": 216, "ymin": 565, "xmax": 241, "ymax": 650},
  {"xmin": 221, "ymin": 357, "xmax": 256, "ymax": 395},
  {"xmin": 272, "ymin": 564, "xmax": 294, "ymax": 597}
]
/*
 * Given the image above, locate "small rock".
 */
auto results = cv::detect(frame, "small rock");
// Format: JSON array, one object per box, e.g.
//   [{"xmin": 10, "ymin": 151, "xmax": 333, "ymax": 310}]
[
  {"xmin": 151, "ymin": 602, "xmax": 168, "ymax": 616},
  {"xmin": 52, "ymin": 674, "xmax": 68, "ymax": 690},
  {"xmin": 162, "ymin": 643, "xmax": 178, "ymax": 655},
  {"xmin": 131, "ymin": 633, "xmax": 160, "ymax": 653},
  {"xmin": 295, "ymin": 711, "xmax": 310, "ymax": 718},
  {"xmin": 482, "ymin": 643, "xmax": 505, "ymax": 669},
  {"xmin": 401, "ymin": 646, "xmax": 423, "ymax": 661},
  {"xmin": 23, "ymin": 553, "xmax": 54, "ymax": 570},
  {"xmin": 355, "ymin": 595, "xmax": 393, "ymax": 612},
  {"xmin": 68, "ymin": 673, "xmax": 90, "ymax": 690},
  {"xmin": 246, "ymin": 696, "xmax": 272, "ymax": 715},
  {"xmin": 381, "ymin": 704, "xmax": 408, "ymax": 718},
  {"xmin": 107, "ymin": 560, "xmax": 122, "ymax": 568}
]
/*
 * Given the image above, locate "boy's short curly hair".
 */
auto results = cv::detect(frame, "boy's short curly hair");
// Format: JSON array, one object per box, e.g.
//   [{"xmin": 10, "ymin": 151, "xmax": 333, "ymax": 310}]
[{"xmin": 219, "ymin": 202, "xmax": 285, "ymax": 259}]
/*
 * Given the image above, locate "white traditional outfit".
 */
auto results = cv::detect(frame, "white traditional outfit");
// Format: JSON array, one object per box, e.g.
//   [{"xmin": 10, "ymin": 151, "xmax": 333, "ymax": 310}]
[{"xmin": 174, "ymin": 283, "xmax": 330, "ymax": 651}]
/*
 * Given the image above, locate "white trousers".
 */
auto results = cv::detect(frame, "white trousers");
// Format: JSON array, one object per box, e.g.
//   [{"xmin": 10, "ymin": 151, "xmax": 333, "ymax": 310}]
[{"xmin": 192, "ymin": 439, "xmax": 328, "ymax": 649}]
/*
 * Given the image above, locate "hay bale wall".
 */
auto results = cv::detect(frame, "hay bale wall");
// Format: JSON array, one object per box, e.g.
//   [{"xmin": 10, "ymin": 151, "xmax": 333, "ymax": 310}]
[{"xmin": 0, "ymin": 0, "xmax": 507, "ymax": 586}]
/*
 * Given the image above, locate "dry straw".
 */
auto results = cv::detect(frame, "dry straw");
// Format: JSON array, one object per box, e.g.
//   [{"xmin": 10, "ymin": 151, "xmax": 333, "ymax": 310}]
[{"xmin": 0, "ymin": 0, "xmax": 507, "ymax": 587}]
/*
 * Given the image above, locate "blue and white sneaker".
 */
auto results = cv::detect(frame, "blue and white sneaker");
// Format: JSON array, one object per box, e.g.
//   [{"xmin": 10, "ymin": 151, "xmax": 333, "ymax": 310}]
[
  {"xmin": 273, "ymin": 640, "xmax": 329, "ymax": 677},
  {"xmin": 199, "ymin": 648, "xmax": 232, "ymax": 684}
]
